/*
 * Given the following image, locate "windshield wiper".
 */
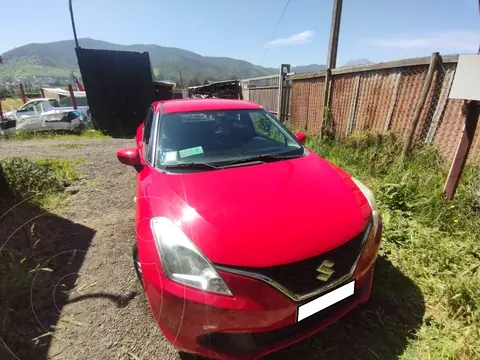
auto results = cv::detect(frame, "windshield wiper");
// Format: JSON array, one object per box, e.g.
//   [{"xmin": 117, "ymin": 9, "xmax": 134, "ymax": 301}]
[
  {"xmin": 225, "ymin": 152, "xmax": 304, "ymax": 166},
  {"xmin": 163, "ymin": 162, "xmax": 221, "ymax": 170}
]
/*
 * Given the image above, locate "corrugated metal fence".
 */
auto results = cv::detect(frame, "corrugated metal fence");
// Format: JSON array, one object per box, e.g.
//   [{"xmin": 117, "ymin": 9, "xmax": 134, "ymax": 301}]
[{"xmin": 242, "ymin": 75, "xmax": 279, "ymax": 113}]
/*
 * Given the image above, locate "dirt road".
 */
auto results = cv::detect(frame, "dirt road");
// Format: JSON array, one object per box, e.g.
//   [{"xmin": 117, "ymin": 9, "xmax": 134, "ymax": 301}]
[{"xmin": 1, "ymin": 138, "xmax": 423, "ymax": 360}]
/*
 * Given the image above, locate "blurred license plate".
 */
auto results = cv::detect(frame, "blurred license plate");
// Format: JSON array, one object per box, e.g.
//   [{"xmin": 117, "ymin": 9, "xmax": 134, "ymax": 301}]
[{"xmin": 297, "ymin": 280, "xmax": 355, "ymax": 322}]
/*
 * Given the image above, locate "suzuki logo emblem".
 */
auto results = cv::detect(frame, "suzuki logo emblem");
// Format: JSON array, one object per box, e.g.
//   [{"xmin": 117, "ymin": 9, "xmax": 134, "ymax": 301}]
[{"xmin": 316, "ymin": 260, "xmax": 335, "ymax": 281}]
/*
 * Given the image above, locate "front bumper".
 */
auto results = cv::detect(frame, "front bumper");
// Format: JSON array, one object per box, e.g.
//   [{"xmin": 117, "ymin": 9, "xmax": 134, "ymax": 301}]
[{"xmin": 141, "ymin": 223, "xmax": 382, "ymax": 360}]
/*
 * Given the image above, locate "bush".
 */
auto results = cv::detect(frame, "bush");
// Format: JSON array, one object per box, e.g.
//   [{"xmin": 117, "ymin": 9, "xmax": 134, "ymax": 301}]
[{"xmin": 1, "ymin": 158, "xmax": 79, "ymax": 202}]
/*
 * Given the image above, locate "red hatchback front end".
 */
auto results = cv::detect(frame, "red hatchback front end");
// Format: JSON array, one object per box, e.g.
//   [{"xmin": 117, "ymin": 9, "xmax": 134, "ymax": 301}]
[
  {"xmin": 119, "ymin": 99, "xmax": 382, "ymax": 359},
  {"xmin": 140, "ymin": 226, "xmax": 381, "ymax": 360}
]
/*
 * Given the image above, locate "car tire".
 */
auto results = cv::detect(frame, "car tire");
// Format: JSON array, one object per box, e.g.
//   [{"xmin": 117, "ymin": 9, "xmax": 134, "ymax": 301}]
[
  {"xmin": 132, "ymin": 243, "xmax": 144, "ymax": 288},
  {"xmin": 179, "ymin": 352, "xmax": 208, "ymax": 360}
]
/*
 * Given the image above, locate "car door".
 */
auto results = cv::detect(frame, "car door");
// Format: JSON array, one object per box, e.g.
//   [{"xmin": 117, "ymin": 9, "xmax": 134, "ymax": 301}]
[{"xmin": 15, "ymin": 101, "xmax": 43, "ymax": 131}]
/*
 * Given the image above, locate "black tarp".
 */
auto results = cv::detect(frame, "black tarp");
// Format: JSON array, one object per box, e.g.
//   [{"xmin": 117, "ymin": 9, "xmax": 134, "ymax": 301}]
[{"xmin": 75, "ymin": 48, "xmax": 154, "ymax": 137}]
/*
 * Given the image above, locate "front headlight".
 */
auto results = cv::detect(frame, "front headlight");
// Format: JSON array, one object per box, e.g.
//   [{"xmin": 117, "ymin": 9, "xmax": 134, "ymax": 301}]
[
  {"xmin": 150, "ymin": 217, "xmax": 232, "ymax": 296},
  {"xmin": 351, "ymin": 177, "xmax": 379, "ymax": 233}
]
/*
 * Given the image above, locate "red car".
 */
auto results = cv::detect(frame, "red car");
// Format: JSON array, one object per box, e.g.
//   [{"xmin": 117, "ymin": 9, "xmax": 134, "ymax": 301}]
[{"xmin": 117, "ymin": 99, "xmax": 382, "ymax": 360}]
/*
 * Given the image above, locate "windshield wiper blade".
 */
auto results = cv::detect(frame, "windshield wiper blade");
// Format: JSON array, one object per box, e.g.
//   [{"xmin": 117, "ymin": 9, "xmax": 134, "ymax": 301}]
[
  {"xmin": 164, "ymin": 162, "xmax": 221, "ymax": 170},
  {"xmin": 226, "ymin": 153, "xmax": 304, "ymax": 165}
]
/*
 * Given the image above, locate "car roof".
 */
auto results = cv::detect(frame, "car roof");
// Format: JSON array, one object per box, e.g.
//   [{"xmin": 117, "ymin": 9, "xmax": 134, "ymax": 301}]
[{"xmin": 153, "ymin": 99, "xmax": 263, "ymax": 114}]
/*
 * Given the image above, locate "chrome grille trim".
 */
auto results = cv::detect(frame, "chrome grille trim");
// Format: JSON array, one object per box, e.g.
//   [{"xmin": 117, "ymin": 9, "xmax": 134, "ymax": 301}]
[{"xmin": 216, "ymin": 219, "xmax": 372, "ymax": 303}]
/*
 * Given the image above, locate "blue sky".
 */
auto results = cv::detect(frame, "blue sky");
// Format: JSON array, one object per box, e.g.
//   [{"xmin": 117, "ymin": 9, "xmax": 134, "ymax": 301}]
[{"xmin": 1, "ymin": 0, "xmax": 478, "ymax": 67}]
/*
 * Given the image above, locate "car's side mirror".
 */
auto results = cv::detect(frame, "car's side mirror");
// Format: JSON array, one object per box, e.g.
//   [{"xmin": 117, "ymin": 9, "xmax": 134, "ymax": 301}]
[
  {"xmin": 296, "ymin": 132, "xmax": 307, "ymax": 144},
  {"xmin": 117, "ymin": 148, "xmax": 143, "ymax": 171}
]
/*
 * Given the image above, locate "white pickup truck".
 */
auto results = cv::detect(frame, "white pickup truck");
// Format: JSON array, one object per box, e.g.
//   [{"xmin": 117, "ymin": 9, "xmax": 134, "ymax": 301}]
[{"xmin": 1, "ymin": 98, "xmax": 91, "ymax": 134}]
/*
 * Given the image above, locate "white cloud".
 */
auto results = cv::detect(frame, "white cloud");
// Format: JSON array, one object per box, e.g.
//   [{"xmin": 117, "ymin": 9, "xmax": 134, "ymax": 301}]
[
  {"xmin": 370, "ymin": 31, "xmax": 479, "ymax": 52},
  {"xmin": 266, "ymin": 30, "xmax": 314, "ymax": 48}
]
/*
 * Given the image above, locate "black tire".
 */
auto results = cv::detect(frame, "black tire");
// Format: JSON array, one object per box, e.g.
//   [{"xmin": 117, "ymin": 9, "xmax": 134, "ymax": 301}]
[
  {"xmin": 179, "ymin": 352, "xmax": 209, "ymax": 360},
  {"xmin": 132, "ymin": 243, "xmax": 144, "ymax": 288}
]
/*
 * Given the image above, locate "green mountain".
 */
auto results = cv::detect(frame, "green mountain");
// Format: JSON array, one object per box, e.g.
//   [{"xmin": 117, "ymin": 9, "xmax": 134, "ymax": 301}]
[{"xmin": 0, "ymin": 38, "xmax": 281, "ymax": 85}]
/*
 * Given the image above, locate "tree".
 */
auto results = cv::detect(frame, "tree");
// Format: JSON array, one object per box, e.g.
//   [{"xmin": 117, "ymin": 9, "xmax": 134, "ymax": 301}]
[{"xmin": 203, "ymin": 79, "xmax": 209, "ymax": 85}]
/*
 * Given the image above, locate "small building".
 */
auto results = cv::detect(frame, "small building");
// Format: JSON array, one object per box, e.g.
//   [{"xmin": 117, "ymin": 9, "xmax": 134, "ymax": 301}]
[{"xmin": 153, "ymin": 81, "xmax": 175, "ymax": 101}]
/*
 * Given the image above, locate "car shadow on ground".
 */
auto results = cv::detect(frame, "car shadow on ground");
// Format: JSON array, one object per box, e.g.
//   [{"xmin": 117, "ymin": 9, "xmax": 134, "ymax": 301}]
[
  {"xmin": 265, "ymin": 256, "xmax": 425, "ymax": 360},
  {"xmin": 0, "ymin": 165, "xmax": 133, "ymax": 360}
]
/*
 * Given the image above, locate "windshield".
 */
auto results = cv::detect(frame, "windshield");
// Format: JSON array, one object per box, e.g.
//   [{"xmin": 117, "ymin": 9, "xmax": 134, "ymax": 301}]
[{"xmin": 155, "ymin": 109, "xmax": 304, "ymax": 169}]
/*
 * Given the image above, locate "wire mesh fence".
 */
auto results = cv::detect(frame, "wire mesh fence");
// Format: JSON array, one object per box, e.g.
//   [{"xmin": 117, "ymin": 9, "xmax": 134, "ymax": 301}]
[
  {"xmin": 289, "ymin": 75, "xmax": 325, "ymax": 133},
  {"xmin": 285, "ymin": 54, "xmax": 478, "ymax": 164}
]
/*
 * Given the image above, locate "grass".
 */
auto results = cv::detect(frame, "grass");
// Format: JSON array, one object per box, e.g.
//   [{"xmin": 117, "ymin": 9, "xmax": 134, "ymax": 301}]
[
  {"xmin": 0, "ymin": 157, "xmax": 84, "ymax": 359},
  {"xmin": 0, "ymin": 129, "xmax": 109, "ymax": 141},
  {"xmin": 1, "ymin": 97, "xmax": 24, "ymax": 112},
  {"xmin": 305, "ymin": 131, "xmax": 480, "ymax": 359}
]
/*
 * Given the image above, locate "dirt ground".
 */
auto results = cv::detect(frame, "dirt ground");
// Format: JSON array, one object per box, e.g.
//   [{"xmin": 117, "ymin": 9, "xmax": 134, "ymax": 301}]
[
  {"xmin": 1, "ymin": 138, "xmax": 423, "ymax": 360},
  {"xmin": 1, "ymin": 138, "xmax": 180, "ymax": 360}
]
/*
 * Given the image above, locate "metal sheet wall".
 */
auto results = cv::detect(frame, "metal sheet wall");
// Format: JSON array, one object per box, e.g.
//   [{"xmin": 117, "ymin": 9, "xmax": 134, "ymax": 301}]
[{"xmin": 76, "ymin": 48, "xmax": 154, "ymax": 138}]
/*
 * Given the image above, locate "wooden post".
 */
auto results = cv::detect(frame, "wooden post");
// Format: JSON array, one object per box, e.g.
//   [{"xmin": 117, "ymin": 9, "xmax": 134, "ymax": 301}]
[
  {"xmin": 425, "ymin": 66, "xmax": 456, "ymax": 144},
  {"xmin": 402, "ymin": 52, "xmax": 439, "ymax": 157},
  {"xmin": 384, "ymin": 72, "xmax": 402, "ymax": 131},
  {"xmin": 40, "ymin": 88, "xmax": 45, "ymax": 98},
  {"xmin": 322, "ymin": 0, "xmax": 344, "ymax": 134},
  {"xmin": 0, "ymin": 99, "xmax": 4, "ymax": 121},
  {"xmin": 326, "ymin": 0, "xmax": 343, "ymax": 69},
  {"xmin": 443, "ymin": 100, "xmax": 480, "ymax": 201},
  {"xmin": 346, "ymin": 75, "xmax": 361, "ymax": 136},
  {"xmin": 277, "ymin": 64, "xmax": 290, "ymax": 122},
  {"xmin": 321, "ymin": 69, "xmax": 332, "ymax": 135},
  {"xmin": 19, "ymin": 84, "xmax": 27, "ymax": 104},
  {"xmin": 68, "ymin": 85, "xmax": 78, "ymax": 109}
]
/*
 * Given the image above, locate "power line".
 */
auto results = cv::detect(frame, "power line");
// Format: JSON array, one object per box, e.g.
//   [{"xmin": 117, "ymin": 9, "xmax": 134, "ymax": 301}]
[{"xmin": 260, "ymin": 0, "xmax": 291, "ymax": 66}]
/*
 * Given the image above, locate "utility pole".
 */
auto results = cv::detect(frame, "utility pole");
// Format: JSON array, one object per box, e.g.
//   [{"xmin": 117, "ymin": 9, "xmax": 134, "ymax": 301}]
[
  {"xmin": 69, "ymin": 0, "xmax": 80, "ymax": 48},
  {"xmin": 322, "ymin": 0, "xmax": 343, "ymax": 133},
  {"xmin": 326, "ymin": 0, "xmax": 343, "ymax": 69}
]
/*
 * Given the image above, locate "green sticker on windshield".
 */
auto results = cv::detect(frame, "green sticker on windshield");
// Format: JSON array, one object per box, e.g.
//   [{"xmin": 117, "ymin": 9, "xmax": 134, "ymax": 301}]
[{"xmin": 179, "ymin": 146, "xmax": 204, "ymax": 158}]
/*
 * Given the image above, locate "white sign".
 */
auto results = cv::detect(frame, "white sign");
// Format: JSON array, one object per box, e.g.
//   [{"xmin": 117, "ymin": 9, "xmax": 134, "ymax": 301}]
[{"xmin": 449, "ymin": 54, "xmax": 480, "ymax": 101}]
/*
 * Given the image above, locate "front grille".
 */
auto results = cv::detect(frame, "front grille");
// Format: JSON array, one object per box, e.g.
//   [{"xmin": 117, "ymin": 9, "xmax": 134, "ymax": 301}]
[
  {"xmin": 197, "ymin": 279, "xmax": 368, "ymax": 355},
  {"xmin": 221, "ymin": 223, "xmax": 369, "ymax": 298}
]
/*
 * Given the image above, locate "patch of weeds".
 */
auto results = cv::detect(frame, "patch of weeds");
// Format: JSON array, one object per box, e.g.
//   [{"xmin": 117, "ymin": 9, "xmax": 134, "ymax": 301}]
[
  {"xmin": 0, "ymin": 129, "xmax": 109, "ymax": 141},
  {"xmin": 1, "ymin": 157, "xmax": 80, "ymax": 210}
]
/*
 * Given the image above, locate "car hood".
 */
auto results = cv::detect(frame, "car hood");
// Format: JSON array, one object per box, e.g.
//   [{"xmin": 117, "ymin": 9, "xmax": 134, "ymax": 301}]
[
  {"xmin": 145, "ymin": 151, "xmax": 371, "ymax": 267},
  {"xmin": 3, "ymin": 111, "xmax": 16, "ymax": 118}
]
